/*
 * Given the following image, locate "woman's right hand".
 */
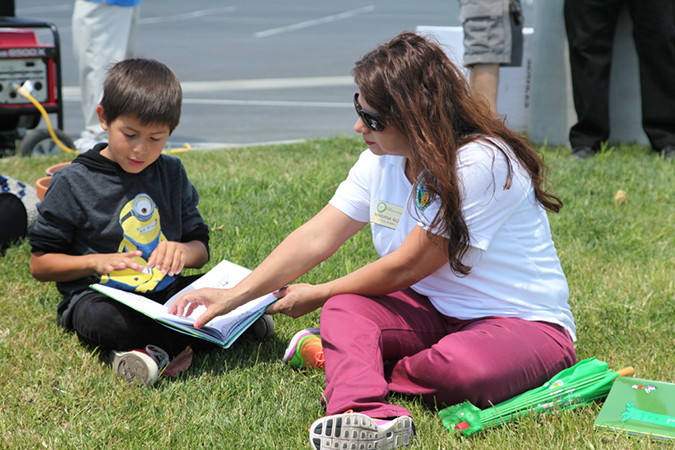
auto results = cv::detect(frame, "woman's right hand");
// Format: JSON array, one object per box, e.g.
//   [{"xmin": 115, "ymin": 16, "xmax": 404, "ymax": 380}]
[{"xmin": 167, "ymin": 287, "xmax": 239, "ymax": 328}]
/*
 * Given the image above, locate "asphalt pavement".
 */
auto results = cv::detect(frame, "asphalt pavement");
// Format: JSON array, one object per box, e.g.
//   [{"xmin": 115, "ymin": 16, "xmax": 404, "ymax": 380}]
[{"xmin": 13, "ymin": 0, "xmax": 533, "ymax": 148}]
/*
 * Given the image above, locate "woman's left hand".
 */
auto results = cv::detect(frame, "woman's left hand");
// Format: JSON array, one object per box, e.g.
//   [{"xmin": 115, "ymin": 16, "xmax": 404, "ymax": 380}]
[{"xmin": 266, "ymin": 283, "xmax": 327, "ymax": 318}]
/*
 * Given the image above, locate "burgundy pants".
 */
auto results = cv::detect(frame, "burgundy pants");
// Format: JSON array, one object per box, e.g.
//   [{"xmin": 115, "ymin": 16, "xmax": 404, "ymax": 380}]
[{"xmin": 319, "ymin": 288, "xmax": 576, "ymax": 419}]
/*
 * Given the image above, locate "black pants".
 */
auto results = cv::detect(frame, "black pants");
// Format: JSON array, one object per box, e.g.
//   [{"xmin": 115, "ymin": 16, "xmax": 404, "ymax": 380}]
[
  {"xmin": 564, "ymin": 0, "xmax": 675, "ymax": 151},
  {"xmin": 70, "ymin": 275, "xmax": 217, "ymax": 357}
]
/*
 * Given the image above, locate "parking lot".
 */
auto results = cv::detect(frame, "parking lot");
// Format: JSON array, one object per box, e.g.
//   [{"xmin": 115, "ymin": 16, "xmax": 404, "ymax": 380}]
[{"xmin": 13, "ymin": 1, "xmax": 533, "ymax": 148}]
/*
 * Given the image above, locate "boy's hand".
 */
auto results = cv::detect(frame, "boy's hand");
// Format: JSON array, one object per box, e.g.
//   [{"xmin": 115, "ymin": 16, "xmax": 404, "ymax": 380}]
[
  {"xmin": 91, "ymin": 251, "xmax": 144, "ymax": 275},
  {"xmin": 147, "ymin": 241, "xmax": 188, "ymax": 277}
]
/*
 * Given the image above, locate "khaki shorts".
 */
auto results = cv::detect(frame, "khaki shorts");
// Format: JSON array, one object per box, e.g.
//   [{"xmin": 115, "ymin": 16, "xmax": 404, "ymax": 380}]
[{"xmin": 460, "ymin": 0, "xmax": 523, "ymax": 67}]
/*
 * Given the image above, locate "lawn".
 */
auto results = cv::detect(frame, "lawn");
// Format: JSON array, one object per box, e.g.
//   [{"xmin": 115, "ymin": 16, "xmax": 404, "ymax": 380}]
[{"xmin": 1, "ymin": 136, "xmax": 674, "ymax": 449}]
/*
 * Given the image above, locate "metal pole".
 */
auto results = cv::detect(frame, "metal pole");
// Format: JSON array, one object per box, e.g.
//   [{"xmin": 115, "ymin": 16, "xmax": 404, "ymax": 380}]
[{"xmin": 526, "ymin": 0, "xmax": 574, "ymax": 146}]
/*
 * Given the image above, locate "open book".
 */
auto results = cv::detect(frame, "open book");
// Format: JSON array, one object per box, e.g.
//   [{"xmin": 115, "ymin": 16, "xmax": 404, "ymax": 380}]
[{"xmin": 91, "ymin": 259, "xmax": 277, "ymax": 349}]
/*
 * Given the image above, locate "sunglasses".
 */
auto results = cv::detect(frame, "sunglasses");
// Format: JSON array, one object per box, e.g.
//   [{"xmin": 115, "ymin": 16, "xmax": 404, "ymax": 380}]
[{"xmin": 354, "ymin": 93, "xmax": 386, "ymax": 132}]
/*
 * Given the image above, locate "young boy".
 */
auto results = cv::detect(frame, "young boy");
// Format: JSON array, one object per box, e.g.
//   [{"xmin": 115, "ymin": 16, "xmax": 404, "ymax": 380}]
[{"xmin": 29, "ymin": 58, "xmax": 272, "ymax": 385}]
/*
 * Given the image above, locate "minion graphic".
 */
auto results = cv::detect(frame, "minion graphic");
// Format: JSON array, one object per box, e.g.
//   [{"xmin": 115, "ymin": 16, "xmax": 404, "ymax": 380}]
[{"xmin": 100, "ymin": 193, "xmax": 175, "ymax": 293}]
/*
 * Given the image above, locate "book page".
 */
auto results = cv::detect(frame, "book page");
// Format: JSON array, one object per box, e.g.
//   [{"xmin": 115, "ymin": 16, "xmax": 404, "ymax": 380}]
[
  {"xmin": 208, "ymin": 292, "xmax": 276, "ymax": 344},
  {"xmin": 162, "ymin": 259, "xmax": 253, "ymax": 320},
  {"xmin": 91, "ymin": 283, "xmax": 182, "ymax": 322},
  {"xmin": 90, "ymin": 259, "xmax": 277, "ymax": 348}
]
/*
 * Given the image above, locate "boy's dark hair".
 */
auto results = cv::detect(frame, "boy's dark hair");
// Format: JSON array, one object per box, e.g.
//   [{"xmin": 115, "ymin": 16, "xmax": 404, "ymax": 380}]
[{"xmin": 100, "ymin": 58, "xmax": 182, "ymax": 133}]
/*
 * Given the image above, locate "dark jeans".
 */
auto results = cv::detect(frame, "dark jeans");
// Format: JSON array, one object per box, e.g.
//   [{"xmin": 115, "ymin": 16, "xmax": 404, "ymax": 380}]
[
  {"xmin": 564, "ymin": 0, "xmax": 675, "ymax": 151},
  {"xmin": 70, "ymin": 275, "xmax": 218, "ymax": 357}
]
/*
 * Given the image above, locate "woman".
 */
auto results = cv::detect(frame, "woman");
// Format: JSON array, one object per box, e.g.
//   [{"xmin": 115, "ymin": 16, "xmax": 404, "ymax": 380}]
[{"xmin": 169, "ymin": 32, "xmax": 576, "ymax": 449}]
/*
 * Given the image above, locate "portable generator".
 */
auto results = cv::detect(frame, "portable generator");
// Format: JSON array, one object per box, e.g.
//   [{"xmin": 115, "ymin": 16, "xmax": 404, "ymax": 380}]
[{"xmin": 0, "ymin": 16, "xmax": 73, "ymax": 156}]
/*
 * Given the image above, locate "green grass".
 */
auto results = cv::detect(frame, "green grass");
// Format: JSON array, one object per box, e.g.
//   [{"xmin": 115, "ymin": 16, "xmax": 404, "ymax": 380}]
[{"xmin": 1, "ymin": 137, "xmax": 674, "ymax": 449}]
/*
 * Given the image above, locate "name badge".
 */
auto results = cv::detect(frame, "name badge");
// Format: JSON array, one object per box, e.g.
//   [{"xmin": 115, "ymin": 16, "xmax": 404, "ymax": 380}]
[{"xmin": 371, "ymin": 201, "xmax": 403, "ymax": 229}]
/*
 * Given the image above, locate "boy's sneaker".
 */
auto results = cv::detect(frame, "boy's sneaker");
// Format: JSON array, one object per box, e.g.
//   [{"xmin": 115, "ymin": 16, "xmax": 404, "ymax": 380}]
[
  {"xmin": 250, "ymin": 314, "xmax": 275, "ymax": 340},
  {"xmin": 309, "ymin": 412, "xmax": 416, "ymax": 450},
  {"xmin": 283, "ymin": 327, "xmax": 324, "ymax": 369},
  {"xmin": 111, "ymin": 344, "xmax": 170, "ymax": 386}
]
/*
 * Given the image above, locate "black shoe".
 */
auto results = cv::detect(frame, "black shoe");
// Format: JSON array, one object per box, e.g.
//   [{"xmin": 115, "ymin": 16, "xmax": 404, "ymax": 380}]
[
  {"xmin": 660, "ymin": 145, "xmax": 675, "ymax": 160},
  {"xmin": 568, "ymin": 146, "xmax": 597, "ymax": 160},
  {"xmin": 250, "ymin": 314, "xmax": 275, "ymax": 340}
]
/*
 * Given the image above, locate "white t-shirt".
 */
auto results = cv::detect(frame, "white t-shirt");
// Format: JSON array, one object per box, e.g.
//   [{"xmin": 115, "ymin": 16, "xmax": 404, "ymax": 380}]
[{"xmin": 329, "ymin": 139, "xmax": 576, "ymax": 340}]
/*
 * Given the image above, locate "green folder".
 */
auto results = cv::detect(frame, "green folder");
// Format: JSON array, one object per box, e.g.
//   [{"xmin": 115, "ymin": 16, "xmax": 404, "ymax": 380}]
[{"xmin": 594, "ymin": 376, "xmax": 675, "ymax": 442}]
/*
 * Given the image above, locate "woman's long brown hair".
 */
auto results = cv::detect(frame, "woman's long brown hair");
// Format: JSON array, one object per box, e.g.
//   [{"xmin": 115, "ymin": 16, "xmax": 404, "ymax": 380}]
[{"xmin": 352, "ymin": 31, "xmax": 562, "ymax": 276}]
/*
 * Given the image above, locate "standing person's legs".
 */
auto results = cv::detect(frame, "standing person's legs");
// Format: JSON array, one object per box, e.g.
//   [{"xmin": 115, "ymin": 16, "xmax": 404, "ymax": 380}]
[
  {"xmin": 460, "ymin": 0, "xmax": 522, "ymax": 115},
  {"xmin": 320, "ymin": 288, "xmax": 449, "ymax": 419},
  {"xmin": 72, "ymin": 0, "xmax": 139, "ymax": 135},
  {"xmin": 469, "ymin": 64, "xmax": 500, "ymax": 114},
  {"xmin": 628, "ymin": 0, "xmax": 675, "ymax": 154},
  {"xmin": 387, "ymin": 316, "xmax": 576, "ymax": 409},
  {"xmin": 564, "ymin": 0, "xmax": 622, "ymax": 152}
]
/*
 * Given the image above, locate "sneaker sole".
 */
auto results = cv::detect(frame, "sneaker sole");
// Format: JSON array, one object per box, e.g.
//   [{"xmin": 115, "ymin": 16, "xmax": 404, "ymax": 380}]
[
  {"xmin": 309, "ymin": 413, "xmax": 415, "ymax": 450},
  {"xmin": 282, "ymin": 327, "xmax": 320, "ymax": 362},
  {"xmin": 112, "ymin": 351, "xmax": 159, "ymax": 385}
]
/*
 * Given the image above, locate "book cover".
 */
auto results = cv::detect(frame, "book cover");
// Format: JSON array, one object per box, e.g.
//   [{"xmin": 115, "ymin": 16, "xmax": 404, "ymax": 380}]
[
  {"xmin": 91, "ymin": 259, "xmax": 277, "ymax": 349},
  {"xmin": 594, "ymin": 376, "xmax": 675, "ymax": 441}
]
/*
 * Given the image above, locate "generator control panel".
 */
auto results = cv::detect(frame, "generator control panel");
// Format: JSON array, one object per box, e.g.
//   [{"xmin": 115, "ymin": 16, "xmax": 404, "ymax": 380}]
[
  {"xmin": 0, "ymin": 57, "xmax": 49, "ymax": 104},
  {"xmin": 0, "ymin": 29, "xmax": 56, "ymax": 107}
]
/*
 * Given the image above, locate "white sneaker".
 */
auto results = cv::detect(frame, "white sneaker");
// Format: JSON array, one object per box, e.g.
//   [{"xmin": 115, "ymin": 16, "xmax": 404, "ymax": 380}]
[
  {"xmin": 73, "ymin": 130, "xmax": 107, "ymax": 152},
  {"xmin": 111, "ymin": 344, "xmax": 170, "ymax": 386},
  {"xmin": 309, "ymin": 413, "xmax": 416, "ymax": 450}
]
